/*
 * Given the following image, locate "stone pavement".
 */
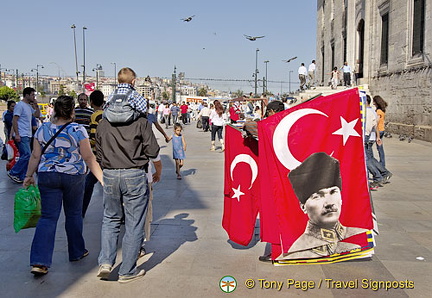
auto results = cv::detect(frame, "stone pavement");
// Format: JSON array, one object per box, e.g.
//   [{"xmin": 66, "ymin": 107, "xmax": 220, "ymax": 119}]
[{"xmin": 0, "ymin": 121, "xmax": 431, "ymax": 298}]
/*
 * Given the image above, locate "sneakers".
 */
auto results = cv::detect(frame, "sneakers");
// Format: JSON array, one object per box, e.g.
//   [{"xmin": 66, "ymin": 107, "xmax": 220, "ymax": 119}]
[
  {"xmin": 70, "ymin": 249, "xmax": 89, "ymax": 262},
  {"xmin": 7, "ymin": 172, "xmax": 23, "ymax": 183},
  {"xmin": 383, "ymin": 172, "xmax": 393, "ymax": 184},
  {"xmin": 31, "ymin": 265, "xmax": 48, "ymax": 275},
  {"xmin": 138, "ymin": 248, "xmax": 146, "ymax": 258},
  {"xmin": 369, "ymin": 182, "xmax": 379, "ymax": 191},
  {"xmin": 97, "ymin": 264, "xmax": 112, "ymax": 280},
  {"xmin": 118, "ymin": 269, "xmax": 145, "ymax": 283}
]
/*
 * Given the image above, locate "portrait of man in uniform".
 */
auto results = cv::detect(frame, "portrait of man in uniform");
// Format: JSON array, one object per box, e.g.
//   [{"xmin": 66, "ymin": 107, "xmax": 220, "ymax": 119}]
[{"xmin": 280, "ymin": 152, "xmax": 368, "ymax": 260}]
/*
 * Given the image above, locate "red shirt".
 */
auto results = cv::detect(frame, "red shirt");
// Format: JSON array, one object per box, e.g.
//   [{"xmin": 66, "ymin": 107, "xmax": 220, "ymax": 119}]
[
  {"xmin": 180, "ymin": 105, "xmax": 188, "ymax": 114},
  {"xmin": 229, "ymin": 106, "xmax": 240, "ymax": 121}
]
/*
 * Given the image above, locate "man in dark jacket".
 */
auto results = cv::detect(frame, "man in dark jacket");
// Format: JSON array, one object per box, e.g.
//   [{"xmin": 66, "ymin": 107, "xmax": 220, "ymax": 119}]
[{"xmin": 95, "ymin": 114, "xmax": 160, "ymax": 283}]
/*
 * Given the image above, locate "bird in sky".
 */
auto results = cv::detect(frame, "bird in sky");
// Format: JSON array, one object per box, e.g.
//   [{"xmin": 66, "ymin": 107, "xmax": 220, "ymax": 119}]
[
  {"xmin": 244, "ymin": 34, "xmax": 265, "ymax": 41},
  {"xmin": 283, "ymin": 56, "xmax": 298, "ymax": 63},
  {"xmin": 181, "ymin": 15, "xmax": 195, "ymax": 22}
]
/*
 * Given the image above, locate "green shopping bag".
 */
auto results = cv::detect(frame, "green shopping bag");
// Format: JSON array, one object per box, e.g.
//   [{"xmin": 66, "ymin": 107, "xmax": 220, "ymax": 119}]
[{"xmin": 14, "ymin": 185, "xmax": 41, "ymax": 233}]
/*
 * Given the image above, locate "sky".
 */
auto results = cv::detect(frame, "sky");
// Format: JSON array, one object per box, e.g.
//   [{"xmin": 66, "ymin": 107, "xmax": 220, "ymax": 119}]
[{"xmin": 0, "ymin": 0, "xmax": 317, "ymax": 94}]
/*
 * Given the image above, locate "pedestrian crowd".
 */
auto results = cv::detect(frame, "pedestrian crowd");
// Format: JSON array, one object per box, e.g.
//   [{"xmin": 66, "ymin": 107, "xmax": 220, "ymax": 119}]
[{"xmin": 1, "ymin": 64, "xmax": 391, "ymax": 281}]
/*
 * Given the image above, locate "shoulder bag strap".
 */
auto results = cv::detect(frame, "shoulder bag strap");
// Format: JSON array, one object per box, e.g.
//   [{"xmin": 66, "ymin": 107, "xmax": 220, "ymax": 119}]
[{"xmin": 41, "ymin": 122, "xmax": 72, "ymax": 155}]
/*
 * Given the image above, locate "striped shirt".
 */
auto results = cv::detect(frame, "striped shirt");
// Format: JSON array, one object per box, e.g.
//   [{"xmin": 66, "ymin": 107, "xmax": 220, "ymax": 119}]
[{"xmin": 74, "ymin": 106, "xmax": 93, "ymax": 134}]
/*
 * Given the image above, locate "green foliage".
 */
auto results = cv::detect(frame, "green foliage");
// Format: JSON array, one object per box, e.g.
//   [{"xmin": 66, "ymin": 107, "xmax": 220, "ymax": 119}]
[
  {"xmin": 162, "ymin": 91, "xmax": 170, "ymax": 101},
  {"xmin": 58, "ymin": 85, "xmax": 66, "ymax": 96},
  {"xmin": 232, "ymin": 89, "xmax": 244, "ymax": 98},
  {"xmin": 0, "ymin": 86, "xmax": 19, "ymax": 101},
  {"xmin": 69, "ymin": 90, "xmax": 77, "ymax": 99},
  {"xmin": 197, "ymin": 87, "xmax": 207, "ymax": 97}
]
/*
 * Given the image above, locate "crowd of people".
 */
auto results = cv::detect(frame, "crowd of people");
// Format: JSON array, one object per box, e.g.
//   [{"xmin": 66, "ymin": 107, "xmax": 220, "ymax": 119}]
[
  {"xmin": 1, "ymin": 65, "xmax": 391, "ymax": 280},
  {"xmin": 297, "ymin": 60, "xmax": 362, "ymax": 91}
]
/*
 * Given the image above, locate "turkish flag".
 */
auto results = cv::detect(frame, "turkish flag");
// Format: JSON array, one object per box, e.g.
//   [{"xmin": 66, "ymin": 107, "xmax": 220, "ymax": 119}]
[
  {"xmin": 222, "ymin": 125, "xmax": 260, "ymax": 246},
  {"xmin": 258, "ymin": 89, "xmax": 372, "ymax": 257},
  {"xmin": 84, "ymin": 83, "xmax": 95, "ymax": 96}
]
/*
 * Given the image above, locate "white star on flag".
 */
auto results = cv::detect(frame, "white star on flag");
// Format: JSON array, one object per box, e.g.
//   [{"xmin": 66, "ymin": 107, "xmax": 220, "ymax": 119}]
[
  {"xmin": 332, "ymin": 117, "xmax": 361, "ymax": 145},
  {"xmin": 231, "ymin": 185, "xmax": 245, "ymax": 202}
]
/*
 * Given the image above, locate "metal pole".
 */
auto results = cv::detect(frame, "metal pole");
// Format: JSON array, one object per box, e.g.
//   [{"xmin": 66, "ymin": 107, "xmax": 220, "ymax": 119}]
[
  {"xmin": 36, "ymin": 64, "xmax": 44, "ymax": 94},
  {"xmin": 254, "ymin": 48, "xmax": 259, "ymax": 97},
  {"xmin": 264, "ymin": 60, "xmax": 269, "ymax": 94},
  {"xmin": 172, "ymin": 66, "xmax": 177, "ymax": 103},
  {"xmin": 71, "ymin": 24, "xmax": 79, "ymax": 90},
  {"xmin": 82, "ymin": 26, "xmax": 87, "ymax": 91}
]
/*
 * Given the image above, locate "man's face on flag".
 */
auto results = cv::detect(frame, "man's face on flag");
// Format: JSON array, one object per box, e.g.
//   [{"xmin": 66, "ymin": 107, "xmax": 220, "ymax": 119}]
[{"xmin": 300, "ymin": 186, "xmax": 342, "ymax": 228}]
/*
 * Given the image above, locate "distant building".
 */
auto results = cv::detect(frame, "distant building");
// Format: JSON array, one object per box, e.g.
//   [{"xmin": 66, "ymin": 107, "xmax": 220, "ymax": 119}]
[{"xmin": 316, "ymin": 0, "xmax": 432, "ymax": 141}]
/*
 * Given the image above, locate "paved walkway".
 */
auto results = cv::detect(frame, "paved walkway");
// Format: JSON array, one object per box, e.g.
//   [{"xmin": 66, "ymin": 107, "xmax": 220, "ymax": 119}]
[{"xmin": 0, "ymin": 121, "xmax": 431, "ymax": 297}]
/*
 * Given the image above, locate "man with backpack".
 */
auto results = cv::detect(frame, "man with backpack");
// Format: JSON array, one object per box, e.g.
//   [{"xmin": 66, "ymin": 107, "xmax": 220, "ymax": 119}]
[{"xmin": 96, "ymin": 67, "xmax": 160, "ymax": 283}]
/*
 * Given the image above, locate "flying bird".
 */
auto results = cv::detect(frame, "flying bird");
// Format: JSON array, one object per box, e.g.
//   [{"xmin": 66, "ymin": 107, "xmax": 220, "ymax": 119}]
[
  {"xmin": 181, "ymin": 15, "xmax": 195, "ymax": 22},
  {"xmin": 283, "ymin": 56, "xmax": 298, "ymax": 63},
  {"xmin": 244, "ymin": 34, "xmax": 265, "ymax": 41}
]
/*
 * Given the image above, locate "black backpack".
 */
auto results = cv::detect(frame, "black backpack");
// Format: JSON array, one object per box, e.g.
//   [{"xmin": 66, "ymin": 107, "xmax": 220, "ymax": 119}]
[{"xmin": 103, "ymin": 89, "xmax": 140, "ymax": 124}]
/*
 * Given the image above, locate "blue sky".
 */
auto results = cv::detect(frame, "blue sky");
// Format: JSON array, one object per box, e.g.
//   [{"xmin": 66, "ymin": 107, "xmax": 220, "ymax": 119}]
[{"xmin": 0, "ymin": 0, "xmax": 317, "ymax": 94}]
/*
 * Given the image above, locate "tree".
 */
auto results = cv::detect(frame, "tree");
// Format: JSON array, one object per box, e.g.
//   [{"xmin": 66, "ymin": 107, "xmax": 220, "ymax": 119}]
[
  {"xmin": 69, "ymin": 90, "xmax": 77, "ymax": 99},
  {"xmin": 197, "ymin": 87, "xmax": 207, "ymax": 97},
  {"xmin": 232, "ymin": 89, "xmax": 244, "ymax": 98},
  {"xmin": 162, "ymin": 91, "xmax": 170, "ymax": 101},
  {"xmin": 0, "ymin": 86, "xmax": 19, "ymax": 101},
  {"xmin": 58, "ymin": 85, "xmax": 66, "ymax": 96}
]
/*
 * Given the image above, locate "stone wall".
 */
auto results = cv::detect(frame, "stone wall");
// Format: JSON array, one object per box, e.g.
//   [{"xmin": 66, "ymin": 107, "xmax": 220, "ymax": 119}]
[{"xmin": 369, "ymin": 66, "xmax": 432, "ymax": 141}]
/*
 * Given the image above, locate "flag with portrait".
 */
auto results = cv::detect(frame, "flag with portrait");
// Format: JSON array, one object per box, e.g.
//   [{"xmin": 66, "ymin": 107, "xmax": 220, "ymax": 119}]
[{"xmin": 258, "ymin": 88, "xmax": 374, "ymax": 263}]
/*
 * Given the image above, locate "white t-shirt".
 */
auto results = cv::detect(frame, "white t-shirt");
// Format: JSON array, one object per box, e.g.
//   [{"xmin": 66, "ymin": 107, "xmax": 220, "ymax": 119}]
[
  {"xmin": 298, "ymin": 66, "xmax": 307, "ymax": 76},
  {"xmin": 210, "ymin": 110, "xmax": 225, "ymax": 126},
  {"xmin": 13, "ymin": 101, "xmax": 34, "ymax": 137},
  {"xmin": 308, "ymin": 63, "xmax": 316, "ymax": 72}
]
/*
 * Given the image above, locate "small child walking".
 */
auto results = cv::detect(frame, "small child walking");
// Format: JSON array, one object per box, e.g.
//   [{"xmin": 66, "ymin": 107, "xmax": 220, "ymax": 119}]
[{"xmin": 171, "ymin": 123, "xmax": 186, "ymax": 180}]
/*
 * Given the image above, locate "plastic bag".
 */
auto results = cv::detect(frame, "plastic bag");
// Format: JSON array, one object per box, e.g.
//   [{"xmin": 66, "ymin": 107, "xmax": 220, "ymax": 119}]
[
  {"xmin": 14, "ymin": 185, "xmax": 41, "ymax": 233},
  {"xmin": 6, "ymin": 140, "xmax": 18, "ymax": 161},
  {"xmin": 196, "ymin": 118, "xmax": 202, "ymax": 129},
  {"xmin": 6, "ymin": 140, "xmax": 20, "ymax": 171}
]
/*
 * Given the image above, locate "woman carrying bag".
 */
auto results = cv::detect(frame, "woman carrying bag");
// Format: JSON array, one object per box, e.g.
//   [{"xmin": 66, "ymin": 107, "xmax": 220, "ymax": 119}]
[{"xmin": 24, "ymin": 95, "xmax": 103, "ymax": 275}]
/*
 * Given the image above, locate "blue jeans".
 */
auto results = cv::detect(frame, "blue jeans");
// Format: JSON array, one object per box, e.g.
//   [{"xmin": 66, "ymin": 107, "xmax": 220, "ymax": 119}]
[
  {"xmin": 10, "ymin": 136, "xmax": 31, "ymax": 180},
  {"xmin": 30, "ymin": 172, "xmax": 86, "ymax": 267},
  {"xmin": 364, "ymin": 135, "xmax": 389, "ymax": 182},
  {"xmin": 211, "ymin": 125, "xmax": 223, "ymax": 141},
  {"xmin": 98, "ymin": 169, "xmax": 149, "ymax": 276},
  {"xmin": 82, "ymin": 171, "xmax": 99, "ymax": 217},
  {"xmin": 376, "ymin": 131, "xmax": 386, "ymax": 168}
]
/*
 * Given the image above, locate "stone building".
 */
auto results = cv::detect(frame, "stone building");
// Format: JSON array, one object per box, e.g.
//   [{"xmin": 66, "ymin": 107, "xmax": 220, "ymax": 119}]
[{"xmin": 316, "ymin": 0, "xmax": 432, "ymax": 141}]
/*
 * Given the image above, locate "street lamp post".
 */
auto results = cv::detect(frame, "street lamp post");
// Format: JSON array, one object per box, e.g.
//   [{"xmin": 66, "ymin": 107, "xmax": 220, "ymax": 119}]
[
  {"xmin": 82, "ymin": 26, "xmax": 87, "ymax": 90},
  {"xmin": 264, "ymin": 60, "xmax": 269, "ymax": 94},
  {"xmin": 289, "ymin": 70, "xmax": 294, "ymax": 94},
  {"xmin": 71, "ymin": 24, "xmax": 80, "ymax": 90},
  {"xmin": 92, "ymin": 64, "xmax": 102, "ymax": 89},
  {"xmin": 254, "ymin": 48, "xmax": 259, "ymax": 97},
  {"xmin": 31, "ymin": 65, "xmax": 44, "ymax": 93},
  {"xmin": 111, "ymin": 62, "xmax": 117, "ymax": 85}
]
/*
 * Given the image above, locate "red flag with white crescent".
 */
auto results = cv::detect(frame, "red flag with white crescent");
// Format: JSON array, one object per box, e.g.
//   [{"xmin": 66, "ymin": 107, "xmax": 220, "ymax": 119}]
[
  {"xmin": 223, "ymin": 125, "xmax": 260, "ymax": 246},
  {"xmin": 258, "ymin": 89, "xmax": 372, "ymax": 258}
]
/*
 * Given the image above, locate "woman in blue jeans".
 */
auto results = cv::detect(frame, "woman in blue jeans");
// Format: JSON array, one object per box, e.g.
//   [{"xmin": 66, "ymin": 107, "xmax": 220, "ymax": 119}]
[{"xmin": 23, "ymin": 96, "xmax": 103, "ymax": 275}]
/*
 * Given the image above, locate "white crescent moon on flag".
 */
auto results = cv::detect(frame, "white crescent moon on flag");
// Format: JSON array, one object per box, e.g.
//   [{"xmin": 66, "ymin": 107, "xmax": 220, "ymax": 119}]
[
  {"xmin": 273, "ymin": 108, "xmax": 328, "ymax": 170},
  {"xmin": 230, "ymin": 154, "xmax": 258, "ymax": 189}
]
